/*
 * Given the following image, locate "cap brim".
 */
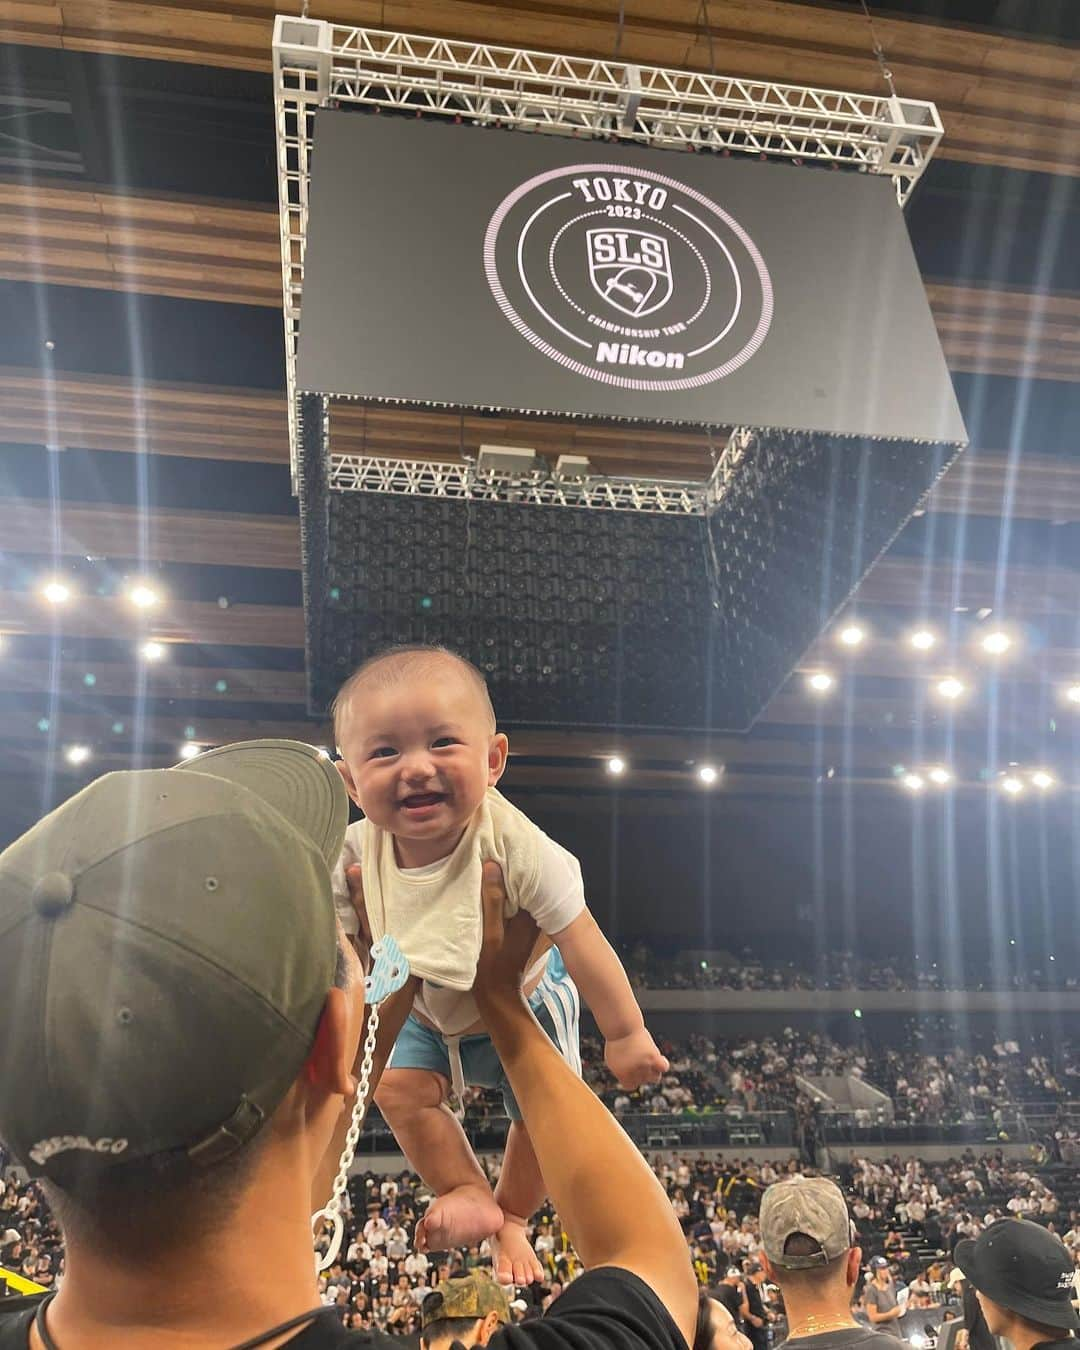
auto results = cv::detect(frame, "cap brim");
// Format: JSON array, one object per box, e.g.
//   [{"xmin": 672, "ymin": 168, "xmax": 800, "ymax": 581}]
[{"xmin": 175, "ymin": 740, "xmax": 348, "ymax": 869}]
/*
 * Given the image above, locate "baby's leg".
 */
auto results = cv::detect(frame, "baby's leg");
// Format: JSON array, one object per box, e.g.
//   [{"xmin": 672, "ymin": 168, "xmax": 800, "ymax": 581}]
[
  {"xmin": 375, "ymin": 1068, "xmax": 502, "ymax": 1251},
  {"xmin": 491, "ymin": 1120, "xmax": 547, "ymax": 1287}
]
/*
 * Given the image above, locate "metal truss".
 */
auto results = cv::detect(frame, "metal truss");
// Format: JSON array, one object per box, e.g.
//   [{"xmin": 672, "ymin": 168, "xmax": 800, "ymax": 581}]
[
  {"xmin": 329, "ymin": 454, "xmax": 708, "ymax": 516},
  {"xmin": 274, "ymin": 15, "xmax": 943, "ymax": 487}
]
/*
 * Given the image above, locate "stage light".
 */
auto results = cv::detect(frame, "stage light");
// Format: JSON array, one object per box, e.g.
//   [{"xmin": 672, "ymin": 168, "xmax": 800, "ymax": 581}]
[
  {"xmin": 127, "ymin": 583, "xmax": 161, "ymax": 610},
  {"xmin": 902, "ymin": 773, "xmax": 925, "ymax": 792},
  {"xmin": 64, "ymin": 745, "xmax": 91, "ymax": 766},
  {"xmin": 140, "ymin": 641, "xmax": 166, "ymax": 662},
  {"xmin": 980, "ymin": 630, "xmax": 1012, "ymax": 656},
  {"xmin": 178, "ymin": 742, "xmax": 201, "ymax": 761},
  {"xmin": 698, "ymin": 764, "xmax": 719, "ymax": 785},
  {"xmin": 909, "ymin": 629, "xmax": 936, "ymax": 651},
  {"xmin": 927, "ymin": 767, "xmax": 952, "ymax": 786},
  {"xmin": 853, "ymin": 1009, "xmax": 862, "ymax": 1019},
  {"xmin": 1065, "ymin": 684, "xmax": 1080, "ymax": 705},
  {"xmin": 1031, "ymin": 770, "xmax": 1055, "ymax": 791},
  {"xmin": 606, "ymin": 756, "xmax": 626, "ymax": 776},
  {"xmin": 807, "ymin": 672, "xmax": 834, "ymax": 693},
  {"xmin": 1001, "ymin": 776, "xmax": 1024, "ymax": 796},
  {"xmin": 838, "ymin": 624, "xmax": 865, "ymax": 648},
  {"xmin": 41, "ymin": 580, "xmax": 71, "ymax": 605},
  {"xmin": 936, "ymin": 677, "xmax": 966, "ymax": 701}
]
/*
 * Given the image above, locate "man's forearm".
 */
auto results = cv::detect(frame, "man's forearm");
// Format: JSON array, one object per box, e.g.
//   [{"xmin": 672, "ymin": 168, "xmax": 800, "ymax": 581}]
[{"xmin": 476, "ymin": 984, "xmax": 693, "ymax": 1308}]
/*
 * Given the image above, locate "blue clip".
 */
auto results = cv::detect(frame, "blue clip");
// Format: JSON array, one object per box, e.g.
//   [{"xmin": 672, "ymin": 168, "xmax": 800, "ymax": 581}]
[{"xmin": 365, "ymin": 936, "xmax": 409, "ymax": 1006}]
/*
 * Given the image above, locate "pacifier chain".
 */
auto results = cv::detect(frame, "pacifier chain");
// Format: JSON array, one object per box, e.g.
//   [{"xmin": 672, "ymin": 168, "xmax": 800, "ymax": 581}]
[{"xmin": 312, "ymin": 936, "xmax": 409, "ymax": 1272}]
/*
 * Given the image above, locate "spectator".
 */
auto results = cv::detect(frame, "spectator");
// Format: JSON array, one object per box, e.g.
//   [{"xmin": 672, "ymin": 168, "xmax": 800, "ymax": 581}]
[
  {"xmin": 419, "ymin": 1274, "xmax": 509, "ymax": 1350},
  {"xmin": 863, "ymin": 1257, "xmax": 905, "ymax": 1338},
  {"xmin": 955, "ymin": 1220, "xmax": 1079, "ymax": 1350},
  {"xmin": 758, "ymin": 1174, "xmax": 891, "ymax": 1350}
]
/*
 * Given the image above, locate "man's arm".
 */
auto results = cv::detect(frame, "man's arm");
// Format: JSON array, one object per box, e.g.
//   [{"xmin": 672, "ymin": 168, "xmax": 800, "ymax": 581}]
[
  {"xmin": 864, "ymin": 1292, "xmax": 904, "ymax": 1324},
  {"xmin": 474, "ymin": 862, "xmax": 697, "ymax": 1348}
]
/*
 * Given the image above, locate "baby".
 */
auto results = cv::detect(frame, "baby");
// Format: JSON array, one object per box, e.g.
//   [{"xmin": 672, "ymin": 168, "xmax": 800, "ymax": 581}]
[{"xmin": 330, "ymin": 644, "xmax": 668, "ymax": 1286}]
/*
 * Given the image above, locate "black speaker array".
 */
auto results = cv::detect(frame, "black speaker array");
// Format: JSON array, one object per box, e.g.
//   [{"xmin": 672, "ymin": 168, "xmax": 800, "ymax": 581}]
[{"xmin": 300, "ymin": 397, "xmax": 959, "ymax": 731}]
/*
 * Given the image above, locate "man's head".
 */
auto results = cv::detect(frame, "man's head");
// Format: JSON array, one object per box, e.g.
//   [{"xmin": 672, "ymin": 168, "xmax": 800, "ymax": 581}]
[
  {"xmin": 421, "ymin": 1274, "xmax": 511, "ymax": 1349},
  {"xmin": 956, "ymin": 1219, "xmax": 1079, "ymax": 1339},
  {"xmin": 332, "ymin": 646, "xmax": 507, "ymax": 853},
  {"xmin": 0, "ymin": 740, "xmax": 365, "ymax": 1255},
  {"xmin": 870, "ymin": 1256, "xmax": 892, "ymax": 1284},
  {"xmin": 759, "ymin": 1176, "xmax": 862, "ymax": 1296},
  {"xmin": 724, "ymin": 1267, "xmax": 743, "ymax": 1285}
]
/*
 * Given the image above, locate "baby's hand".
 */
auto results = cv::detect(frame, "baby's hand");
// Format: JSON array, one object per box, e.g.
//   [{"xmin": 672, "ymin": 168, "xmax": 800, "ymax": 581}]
[{"xmin": 604, "ymin": 1027, "xmax": 670, "ymax": 1091}]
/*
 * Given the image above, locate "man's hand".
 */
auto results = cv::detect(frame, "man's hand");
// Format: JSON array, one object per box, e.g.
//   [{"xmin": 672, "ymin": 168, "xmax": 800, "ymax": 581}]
[
  {"xmin": 343, "ymin": 863, "xmax": 372, "ymax": 971},
  {"xmin": 473, "ymin": 860, "xmax": 540, "ymax": 1006},
  {"xmin": 604, "ymin": 1026, "xmax": 670, "ymax": 1091}
]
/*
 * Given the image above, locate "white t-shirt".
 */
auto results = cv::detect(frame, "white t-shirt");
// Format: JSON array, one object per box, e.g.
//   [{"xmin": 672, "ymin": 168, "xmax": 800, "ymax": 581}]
[{"xmin": 331, "ymin": 814, "xmax": 586, "ymax": 1035}]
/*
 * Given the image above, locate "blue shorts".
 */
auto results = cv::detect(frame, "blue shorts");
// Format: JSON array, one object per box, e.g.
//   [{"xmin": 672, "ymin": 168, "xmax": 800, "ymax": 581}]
[{"xmin": 388, "ymin": 948, "xmax": 581, "ymax": 1121}]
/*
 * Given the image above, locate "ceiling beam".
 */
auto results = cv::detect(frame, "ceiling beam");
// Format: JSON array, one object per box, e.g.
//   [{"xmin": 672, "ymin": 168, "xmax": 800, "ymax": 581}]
[
  {"xmin": 3, "ymin": 183, "xmax": 1078, "ymax": 384},
  {"xmin": 2, "ymin": 1, "xmax": 1078, "ymax": 176}
]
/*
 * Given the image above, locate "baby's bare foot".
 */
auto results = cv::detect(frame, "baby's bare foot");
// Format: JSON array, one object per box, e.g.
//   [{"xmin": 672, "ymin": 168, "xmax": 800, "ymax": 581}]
[
  {"xmin": 415, "ymin": 1184, "xmax": 504, "ymax": 1253},
  {"xmin": 490, "ymin": 1214, "xmax": 545, "ymax": 1287}
]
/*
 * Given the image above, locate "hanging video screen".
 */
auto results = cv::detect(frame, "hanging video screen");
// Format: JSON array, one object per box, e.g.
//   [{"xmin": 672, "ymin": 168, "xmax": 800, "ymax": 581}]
[{"xmin": 297, "ymin": 110, "xmax": 965, "ymax": 445}]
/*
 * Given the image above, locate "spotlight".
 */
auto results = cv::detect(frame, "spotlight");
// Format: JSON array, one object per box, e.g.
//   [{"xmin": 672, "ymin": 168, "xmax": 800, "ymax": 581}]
[
  {"xmin": 1031, "ymin": 770, "xmax": 1055, "ymax": 791},
  {"xmin": 909, "ymin": 629, "xmax": 937, "ymax": 651},
  {"xmin": 807, "ymin": 672, "xmax": 834, "ymax": 694},
  {"xmin": 41, "ymin": 580, "xmax": 71, "ymax": 605},
  {"xmin": 178, "ymin": 742, "xmax": 201, "ymax": 761},
  {"xmin": 936, "ymin": 677, "xmax": 966, "ymax": 701},
  {"xmin": 1065, "ymin": 684, "xmax": 1080, "ymax": 705},
  {"xmin": 980, "ymin": 631, "xmax": 1012, "ymax": 656},
  {"xmin": 606, "ymin": 756, "xmax": 627, "ymax": 776},
  {"xmin": 64, "ymin": 745, "xmax": 91, "ymax": 766},
  {"xmin": 127, "ymin": 583, "xmax": 161, "ymax": 610},
  {"xmin": 698, "ymin": 764, "xmax": 719, "ymax": 785},
  {"xmin": 927, "ymin": 767, "xmax": 952, "ymax": 786},
  {"xmin": 139, "ymin": 641, "xmax": 166, "ymax": 662},
  {"xmin": 1001, "ymin": 776, "xmax": 1024, "ymax": 796},
  {"xmin": 838, "ymin": 624, "xmax": 865, "ymax": 648},
  {"xmin": 902, "ymin": 773, "xmax": 925, "ymax": 792}
]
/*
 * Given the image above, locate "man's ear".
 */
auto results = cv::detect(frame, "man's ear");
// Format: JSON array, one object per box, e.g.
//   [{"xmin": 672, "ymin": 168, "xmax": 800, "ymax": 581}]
[
  {"xmin": 760, "ymin": 1253, "xmax": 778, "ymax": 1283},
  {"xmin": 477, "ymin": 1313, "xmax": 502, "ymax": 1345},
  {"xmin": 846, "ymin": 1247, "xmax": 863, "ymax": 1288},
  {"xmin": 487, "ymin": 732, "xmax": 509, "ymax": 787},
  {"xmin": 303, "ymin": 986, "xmax": 357, "ymax": 1101},
  {"xmin": 335, "ymin": 757, "xmax": 363, "ymax": 809}
]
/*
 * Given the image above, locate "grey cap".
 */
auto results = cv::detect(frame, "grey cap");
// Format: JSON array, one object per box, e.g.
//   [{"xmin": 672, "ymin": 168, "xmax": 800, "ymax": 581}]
[
  {"xmin": 0, "ymin": 739, "xmax": 348, "ymax": 1185},
  {"xmin": 760, "ymin": 1176, "xmax": 853, "ymax": 1269}
]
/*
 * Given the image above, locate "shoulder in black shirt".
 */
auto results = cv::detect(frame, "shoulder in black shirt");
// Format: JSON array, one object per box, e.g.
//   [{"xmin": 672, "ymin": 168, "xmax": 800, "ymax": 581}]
[{"xmin": 0, "ymin": 1270, "xmax": 687, "ymax": 1350}]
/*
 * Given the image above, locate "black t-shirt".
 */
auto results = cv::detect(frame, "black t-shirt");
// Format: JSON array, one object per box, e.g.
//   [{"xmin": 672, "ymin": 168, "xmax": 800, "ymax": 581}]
[
  {"xmin": 0, "ymin": 1269, "xmax": 686, "ymax": 1350},
  {"xmin": 782, "ymin": 1329, "xmax": 905, "ymax": 1350},
  {"xmin": 712, "ymin": 1282, "xmax": 745, "ymax": 1326}
]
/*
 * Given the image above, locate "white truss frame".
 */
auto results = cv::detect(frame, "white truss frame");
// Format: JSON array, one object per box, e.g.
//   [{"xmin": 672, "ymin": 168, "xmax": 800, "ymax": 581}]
[
  {"xmin": 274, "ymin": 16, "xmax": 943, "ymax": 488},
  {"xmin": 329, "ymin": 453, "xmax": 707, "ymax": 515}
]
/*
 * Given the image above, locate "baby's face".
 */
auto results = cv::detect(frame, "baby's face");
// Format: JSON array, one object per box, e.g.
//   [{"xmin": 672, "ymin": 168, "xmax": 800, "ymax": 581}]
[{"xmin": 337, "ymin": 672, "xmax": 505, "ymax": 850}]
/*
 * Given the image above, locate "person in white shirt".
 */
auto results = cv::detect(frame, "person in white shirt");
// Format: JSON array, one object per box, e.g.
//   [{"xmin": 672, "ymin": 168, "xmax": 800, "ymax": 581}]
[
  {"xmin": 331, "ymin": 645, "xmax": 667, "ymax": 1284},
  {"xmin": 405, "ymin": 1249, "xmax": 431, "ymax": 1279},
  {"xmin": 364, "ymin": 1215, "xmax": 389, "ymax": 1247}
]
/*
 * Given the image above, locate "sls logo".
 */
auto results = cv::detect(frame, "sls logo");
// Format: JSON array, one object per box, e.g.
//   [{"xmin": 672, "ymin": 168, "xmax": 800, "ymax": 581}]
[{"xmin": 483, "ymin": 162, "xmax": 773, "ymax": 392}]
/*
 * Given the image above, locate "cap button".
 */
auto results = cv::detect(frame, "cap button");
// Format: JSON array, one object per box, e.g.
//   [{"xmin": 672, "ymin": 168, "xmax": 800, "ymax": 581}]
[{"xmin": 32, "ymin": 872, "xmax": 75, "ymax": 917}]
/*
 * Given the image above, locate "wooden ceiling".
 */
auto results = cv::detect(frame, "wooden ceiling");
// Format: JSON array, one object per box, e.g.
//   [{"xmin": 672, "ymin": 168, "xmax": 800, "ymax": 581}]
[
  {"xmin": 3, "ymin": 0, "xmax": 1079, "ymax": 175},
  {"xmin": 1, "ymin": 0, "xmax": 1079, "ymax": 833}
]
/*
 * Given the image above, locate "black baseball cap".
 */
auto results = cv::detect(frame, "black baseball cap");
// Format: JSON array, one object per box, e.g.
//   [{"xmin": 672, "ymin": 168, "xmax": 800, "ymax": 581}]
[
  {"xmin": 0, "ymin": 740, "xmax": 348, "ymax": 1184},
  {"xmin": 955, "ymin": 1220, "xmax": 1079, "ymax": 1332}
]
